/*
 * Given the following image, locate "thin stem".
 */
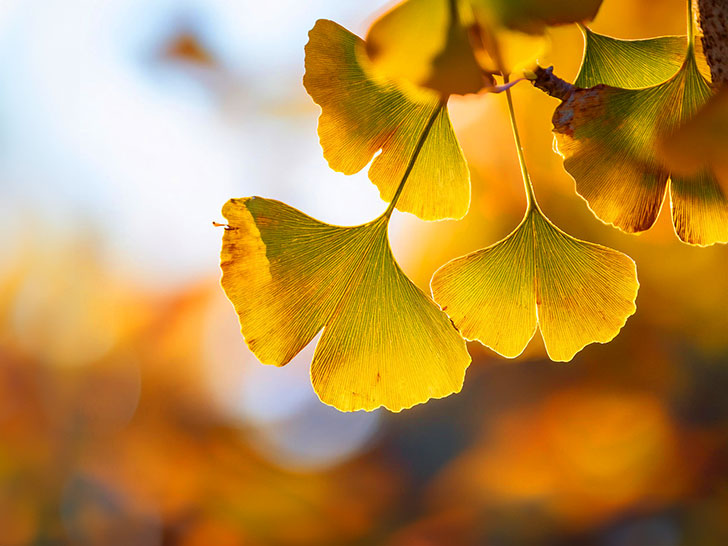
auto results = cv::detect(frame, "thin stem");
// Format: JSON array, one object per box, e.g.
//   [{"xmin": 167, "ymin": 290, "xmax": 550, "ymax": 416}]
[
  {"xmin": 448, "ymin": 0, "xmax": 458, "ymax": 21},
  {"xmin": 687, "ymin": 0, "xmax": 695, "ymax": 51},
  {"xmin": 384, "ymin": 101, "xmax": 445, "ymax": 219},
  {"xmin": 503, "ymin": 75, "xmax": 538, "ymax": 212}
]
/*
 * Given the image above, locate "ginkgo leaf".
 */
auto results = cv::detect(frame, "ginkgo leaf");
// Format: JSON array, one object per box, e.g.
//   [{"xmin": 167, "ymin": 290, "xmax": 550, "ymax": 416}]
[
  {"xmin": 471, "ymin": 0, "xmax": 603, "ymax": 35},
  {"xmin": 365, "ymin": 0, "xmax": 489, "ymax": 96},
  {"xmin": 219, "ymin": 197, "xmax": 471, "ymax": 412},
  {"xmin": 468, "ymin": 0, "xmax": 602, "ymax": 78},
  {"xmin": 364, "ymin": 0, "xmax": 603, "ymax": 93},
  {"xmin": 431, "ymin": 207, "xmax": 638, "ymax": 361},
  {"xmin": 470, "ymin": 17, "xmax": 547, "ymax": 77},
  {"xmin": 552, "ymin": 45, "xmax": 728, "ymax": 246},
  {"xmin": 575, "ymin": 27, "xmax": 711, "ymax": 88},
  {"xmin": 659, "ymin": 86, "xmax": 728, "ymax": 178},
  {"xmin": 303, "ymin": 19, "xmax": 470, "ymax": 222},
  {"xmin": 660, "ymin": 87, "xmax": 728, "ymax": 245}
]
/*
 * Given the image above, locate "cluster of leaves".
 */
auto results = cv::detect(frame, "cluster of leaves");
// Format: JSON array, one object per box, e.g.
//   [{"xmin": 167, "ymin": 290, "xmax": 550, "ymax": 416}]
[
  {"xmin": 219, "ymin": 0, "xmax": 725, "ymax": 412},
  {"xmin": 552, "ymin": 25, "xmax": 728, "ymax": 245}
]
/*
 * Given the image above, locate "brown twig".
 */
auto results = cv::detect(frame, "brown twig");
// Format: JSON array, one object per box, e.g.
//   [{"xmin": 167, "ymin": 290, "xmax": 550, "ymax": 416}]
[
  {"xmin": 697, "ymin": 0, "xmax": 728, "ymax": 86},
  {"xmin": 527, "ymin": 66, "xmax": 575, "ymax": 101}
]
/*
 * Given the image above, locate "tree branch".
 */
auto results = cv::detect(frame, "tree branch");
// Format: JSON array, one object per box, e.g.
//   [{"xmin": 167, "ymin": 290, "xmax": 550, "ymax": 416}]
[
  {"xmin": 697, "ymin": 0, "xmax": 728, "ymax": 86},
  {"xmin": 526, "ymin": 66, "xmax": 575, "ymax": 101}
]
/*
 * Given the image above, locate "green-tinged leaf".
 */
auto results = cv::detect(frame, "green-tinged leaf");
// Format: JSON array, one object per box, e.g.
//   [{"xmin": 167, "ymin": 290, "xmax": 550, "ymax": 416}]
[
  {"xmin": 365, "ymin": 0, "xmax": 489, "ymax": 96},
  {"xmin": 553, "ymin": 50, "xmax": 728, "ymax": 246},
  {"xmin": 303, "ymin": 19, "xmax": 470, "ymax": 221},
  {"xmin": 660, "ymin": 86, "xmax": 728, "ymax": 179},
  {"xmin": 220, "ymin": 197, "xmax": 471, "ymax": 412},
  {"xmin": 471, "ymin": 0, "xmax": 603, "ymax": 34},
  {"xmin": 575, "ymin": 27, "xmax": 711, "ymax": 88},
  {"xmin": 431, "ymin": 208, "xmax": 638, "ymax": 361}
]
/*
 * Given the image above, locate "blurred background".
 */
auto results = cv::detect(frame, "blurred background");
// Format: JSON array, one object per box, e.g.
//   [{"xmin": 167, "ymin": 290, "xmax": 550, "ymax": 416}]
[{"xmin": 1, "ymin": 0, "xmax": 727, "ymax": 544}]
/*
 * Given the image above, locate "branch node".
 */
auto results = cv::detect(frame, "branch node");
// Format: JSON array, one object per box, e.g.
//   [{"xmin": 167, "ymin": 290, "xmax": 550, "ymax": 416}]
[{"xmin": 529, "ymin": 65, "xmax": 576, "ymax": 101}]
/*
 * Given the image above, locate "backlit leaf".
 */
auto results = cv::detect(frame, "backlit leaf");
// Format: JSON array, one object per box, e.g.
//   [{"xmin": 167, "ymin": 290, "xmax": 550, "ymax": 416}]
[
  {"xmin": 303, "ymin": 19, "xmax": 470, "ymax": 221},
  {"xmin": 471, "ymin": 0, "xmax": 603, "ymax": 35},
  {"xmin": 365, "ymin": 0, "xmax": 489, "ymax": 96},
  {"xmin": 660, "ymin": 86, "xmax": 728, "ymax": 179},
  {"xmin": 220, "ymin": 197, "xmax": 471, "ymax": 412},
  {"xmin": 575, "ymin": 27, "xmax": 711, "ymax": 88},
  {"xmin": 364, "ymin": 0, "xmax": 604, "ymax": 91},
  {"xmin": 470, "ymin": 18, "xmax": 547, "ymax": 77},
  {"xmin": 553, "ymin": 45, "xmax": 728, "ymax": 246},
  {"xmin": 431, "ymin": 207, "xmax": 638, "ymax": 361}
]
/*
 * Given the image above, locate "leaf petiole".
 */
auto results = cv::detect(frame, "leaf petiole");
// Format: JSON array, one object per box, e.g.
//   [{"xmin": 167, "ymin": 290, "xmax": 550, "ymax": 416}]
[
  {"xmin": 384, "ymin": 100, "xmax": 446, "ymax": 219},
  {"xmin": 687, "ymin": 0, "xmax": 695, "ymax": 53},
  {"xmin": 503, "ymin": 75, "xmax": 539, "ymax": 213}
]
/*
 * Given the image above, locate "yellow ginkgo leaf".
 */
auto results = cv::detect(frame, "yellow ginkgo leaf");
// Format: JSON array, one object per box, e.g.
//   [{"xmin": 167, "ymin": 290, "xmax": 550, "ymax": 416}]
[
  {"xmin": 303, "ymin": 19, "xmax": 470, "ymax": 222},
  {"xmin": 471, "ymin": 0, "xmax": 603, "ymax": 35},
  {"xmin": 365, "ymin": 0, "xmax": 489, "ymax": 96},
  {"xmin": 220, "ymin": 197, "xmax": 471, "ymax": 412},
  {"xmin": 431, "ymin": 207, "xmax": 638, "ymax": 361},
  {"xmin": 659, "ymin": 86, "xmax": 728, "ymax": 180},
  {"xmin": 471, "ymin": 19, "xmax": 547, "ymax": 77},
  {"xmin": 466, "ymin": 0, "xmax": 600, "ymax": 76},
  {"xmin": 553, "ymin": 43, "xmax": 728, "ymax": 245}
]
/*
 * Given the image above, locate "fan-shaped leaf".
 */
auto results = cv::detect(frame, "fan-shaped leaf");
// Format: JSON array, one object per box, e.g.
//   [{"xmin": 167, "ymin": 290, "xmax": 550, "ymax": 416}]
[
  {"xmin": 660, "ymin": 86, "xmax": 728, "ymax": 179},
  {"xmin": 575, "ymin": 28, "xmax": 710, "ymax": 88},
  {"xmin": 470, "ymin": 20, "xmax": 547, "ymax": 77},
  {"xmin": 553, "ymin": 47, "xmax": 728, "ymax": 246},
  {"xmin": 365, "ymin": 0, "xmax": 489, "ymax": 96},
  {"xmin": 303, "ymin": 19, "xmax": 470, "ymax": 221},
  {"xmin": 220, "ymin": 197, "xmax": 471, "ymax": 412},
  {"xmin": 364, "ymin": 0, "xmax": 604, "ymax": 93},
  {"xmin": 431, "ymin": 208, "xmax": 638, "ymax": 361},
  {"xmin": 471, "ymin": 0, "xmax": 603, "ymax": 35}
]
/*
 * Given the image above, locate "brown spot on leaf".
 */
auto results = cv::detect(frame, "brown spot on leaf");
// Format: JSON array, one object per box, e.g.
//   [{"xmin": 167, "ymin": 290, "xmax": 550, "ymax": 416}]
[{"xmin": 553, "ymin": 85, "xmax": 608, "ymax": 138}]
